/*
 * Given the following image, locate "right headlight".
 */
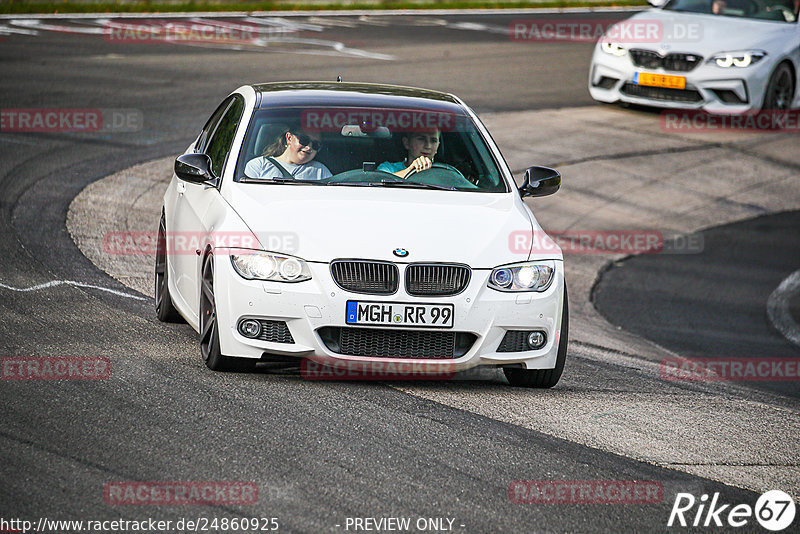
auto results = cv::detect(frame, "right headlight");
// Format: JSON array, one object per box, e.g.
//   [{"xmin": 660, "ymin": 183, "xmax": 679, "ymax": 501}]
[
  {"xmin": 488, "ymin": 261, "xmax": 555, "ymax": 292},
  {"xmin": 230, "ymin": 251, "xmax": 311, "ymax": 282},
  {"xmin": 708, "ymin": 50, "xmax": 767, "ymax": 68}
]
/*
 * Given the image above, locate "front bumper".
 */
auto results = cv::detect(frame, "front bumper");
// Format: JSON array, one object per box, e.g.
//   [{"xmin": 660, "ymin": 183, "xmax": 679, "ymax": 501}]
[
  {"xmin": 213, "ymin": 256, "xmax": 566, "ymax": 371},
  {"xmin": 588, "ymin": 46, "xmax": 773, "ymax": 114}
]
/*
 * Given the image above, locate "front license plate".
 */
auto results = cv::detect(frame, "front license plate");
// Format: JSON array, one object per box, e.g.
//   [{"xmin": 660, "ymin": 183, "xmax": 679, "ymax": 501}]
[
  {"xmin": 346, "ymin": 301, "xmax": 454, "ymax": 328},
  {"xmin": 633, "ymin": 72, "xmax": 686, "ymax": 90}
]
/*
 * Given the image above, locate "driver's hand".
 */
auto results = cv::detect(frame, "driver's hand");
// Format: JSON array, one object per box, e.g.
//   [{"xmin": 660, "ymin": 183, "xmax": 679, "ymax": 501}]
[{"xmin": 403, "ymin": 156, "xmax": 433, "ymax": 178}]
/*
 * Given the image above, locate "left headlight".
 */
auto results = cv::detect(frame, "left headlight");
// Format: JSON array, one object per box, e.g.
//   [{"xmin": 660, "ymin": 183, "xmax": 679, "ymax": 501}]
[
  {"xmin": 488, "ymin": 261, "xmax": 555, "ymax": 292},
  {"xmin": 230, "ymin": 251, "xmax": 312, "ymax": 282},
  {"xmin": 600, "ymin": 40, "xmax": 627, "ymax": 57},
  {"xmin": 708, "ymin": 50, "xmax": 767, "ymax": 68}
]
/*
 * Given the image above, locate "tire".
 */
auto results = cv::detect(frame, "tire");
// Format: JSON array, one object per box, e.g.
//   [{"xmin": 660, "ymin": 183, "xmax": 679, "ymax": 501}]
[
  {"xmin": 503, "ymin": 285, "xmax": 569, "ymax": 388},
  {"xmin": 154, "ymin": 212, "xmax": 183, "ymax": 323},
  {"xmin": 199, "ymin": 253, "xmax": 256, "ymax": 372},
  {"xmin": 762, "ymin": 62, "xmax": 795, "ymax": 112}
]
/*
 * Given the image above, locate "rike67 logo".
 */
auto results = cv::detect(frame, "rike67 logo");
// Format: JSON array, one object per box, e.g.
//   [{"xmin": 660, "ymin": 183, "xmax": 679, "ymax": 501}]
[{"xmin": 668, "ymin": 490, "xmax": 796, "ymax": 531}]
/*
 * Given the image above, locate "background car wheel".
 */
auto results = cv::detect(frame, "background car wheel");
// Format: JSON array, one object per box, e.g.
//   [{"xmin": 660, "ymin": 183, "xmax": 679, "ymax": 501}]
[
  {"xmin": 200, "ymin": 254, "xmax": 256, "ymax": 372},
  {"xmin": 762, "ymin": 63, "xmax": 795, "ymax": 112},
  {"xmin": 503, "ymin": 286, "xmax": 568, "ymax": 388},
  {"xmin": 154, "ymin": 212, "xmax": 183, "ymax": 323}
]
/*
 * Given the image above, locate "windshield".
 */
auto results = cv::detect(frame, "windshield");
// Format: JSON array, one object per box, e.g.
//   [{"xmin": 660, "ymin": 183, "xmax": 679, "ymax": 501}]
[
  {"xmin": 663, "ymin": 0, "xmax": 798, "ymax": 22},
  {"xmin": 234, "ymin": 106, "xmax": 509, "ymax": 193}
]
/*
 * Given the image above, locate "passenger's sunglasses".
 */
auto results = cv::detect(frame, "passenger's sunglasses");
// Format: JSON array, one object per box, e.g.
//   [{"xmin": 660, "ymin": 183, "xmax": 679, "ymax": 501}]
[{"xmin": 291, "ymin": 133, "xmax": 323, "ymax": 151}]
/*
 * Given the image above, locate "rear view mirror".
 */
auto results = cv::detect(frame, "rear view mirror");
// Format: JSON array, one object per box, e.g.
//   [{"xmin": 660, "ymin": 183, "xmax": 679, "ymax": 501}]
[
  {"xmin": 519, "ymin": 166, "xmax": 561, "ymax": 198},
  {"xmin": 175, "ymin": 153, "xmax": 214, "ymax": 184}
]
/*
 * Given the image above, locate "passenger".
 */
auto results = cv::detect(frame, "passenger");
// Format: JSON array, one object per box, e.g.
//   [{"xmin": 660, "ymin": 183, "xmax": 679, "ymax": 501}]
[
  {"xmin": 711, "ymin": 0, "xmax": 727, "ymax": 13},
  {"xmin": 245, "ymin": 125, "xmax": 331, "ymax": 180},
  {"xmin": 377, "ymin": 129, "xmax": 440, "ymax": 178}
]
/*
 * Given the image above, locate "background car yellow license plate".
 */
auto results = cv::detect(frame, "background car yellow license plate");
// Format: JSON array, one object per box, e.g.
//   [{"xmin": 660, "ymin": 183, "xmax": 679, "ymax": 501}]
[{"xmin": 634, "ymin": 72, "xmax": 686, "ymax": 90}]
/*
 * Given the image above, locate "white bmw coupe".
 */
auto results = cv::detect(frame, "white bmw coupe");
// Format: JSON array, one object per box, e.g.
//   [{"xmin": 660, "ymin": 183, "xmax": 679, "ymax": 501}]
[
  {"xmin": 589, "ymin": 0, "xmax": 799, "ymax": 113},
  {"xmin": 155, "ymin": 82, "xmax": 568, "ymax": 387}
]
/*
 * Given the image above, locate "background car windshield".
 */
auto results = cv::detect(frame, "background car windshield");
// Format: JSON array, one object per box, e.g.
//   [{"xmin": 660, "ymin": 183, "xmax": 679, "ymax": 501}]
[
  {"xmin": 664, "ymin": 0, "xmax": 798, "ymax": 22},
  {"xmin": 234, "ymin": 106, "xmax": 508, "ymax": 192}
]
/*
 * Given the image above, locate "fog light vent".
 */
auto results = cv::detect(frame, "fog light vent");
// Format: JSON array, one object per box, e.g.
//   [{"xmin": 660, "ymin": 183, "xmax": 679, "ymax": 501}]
[
  {"xmin": 497, "ymin": 330, "xmax": 547, "ymax": 352},
  {"xmin": 238, "ymin": 318, "xmax": 294, "ymax": 344},
  {"xmin": 594, "ymin": 76, "xmax": 619, "ymax": 89}
]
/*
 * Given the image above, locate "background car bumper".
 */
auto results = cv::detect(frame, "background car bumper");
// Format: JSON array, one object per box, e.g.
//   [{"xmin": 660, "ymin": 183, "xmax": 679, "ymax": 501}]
[{"xmin": 589, "ymin": 49, "xmax": 773, "ymax": 114}]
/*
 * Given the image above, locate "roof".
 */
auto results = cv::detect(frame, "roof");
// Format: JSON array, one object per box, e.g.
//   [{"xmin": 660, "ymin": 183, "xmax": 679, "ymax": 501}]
[{"xmin": 252, "ymin": 82, "xmax": 466, "ymax": 114}]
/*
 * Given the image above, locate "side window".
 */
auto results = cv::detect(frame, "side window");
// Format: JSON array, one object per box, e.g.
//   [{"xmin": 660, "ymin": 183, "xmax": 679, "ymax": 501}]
[
  {"xmin": 195, "ymin": 97, "xmax": 233, "ymax": 153},
  {"xmin": 204, "ymin": 96, "xmax": 245, "ymax": 179}
]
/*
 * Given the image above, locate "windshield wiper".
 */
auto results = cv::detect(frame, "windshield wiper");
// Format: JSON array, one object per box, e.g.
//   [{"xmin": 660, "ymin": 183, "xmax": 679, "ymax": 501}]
[
  {"xmin": 324, "ymin": 180, "xmax": 380, "ymax": 186},
  {"xmin": 239, "ymin": 177, "xmax": 324, "ymax": 184},
  {"xmin": 377, "ymin": 179, "xmax": 457, "ymax": 191}
]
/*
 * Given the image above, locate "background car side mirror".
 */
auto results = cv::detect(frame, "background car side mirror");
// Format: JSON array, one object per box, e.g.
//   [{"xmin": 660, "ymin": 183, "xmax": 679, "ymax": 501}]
[
  {"xmin": 646, "ymin": 0, "xmax": 669, "ymax": 7},
  {"xmin": 175, "ymin": 153, "xmax": 215, "ymax": 184},
  {"xmin": 519, "ymin": 166, "xmax": 561, "ymax": 198}
]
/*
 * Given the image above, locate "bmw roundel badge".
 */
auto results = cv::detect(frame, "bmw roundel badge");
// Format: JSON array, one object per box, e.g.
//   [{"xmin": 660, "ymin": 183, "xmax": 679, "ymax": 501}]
[{"xmin": 393, "ymin": 248, "xmax": 409, "ymax": 258}]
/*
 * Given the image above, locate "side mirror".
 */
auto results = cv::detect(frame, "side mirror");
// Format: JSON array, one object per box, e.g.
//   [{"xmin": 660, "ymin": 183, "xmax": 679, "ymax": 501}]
[
  {"xmin": 647, "ymin": 0, "xmax": 668, "ymax": 7},
  {"xmin": 175, "ymin": 153, "xmax": 215, "ymax": 184},
  {"xmin": 519, "ymin": 166, "xmax": 561, "ymax": 198}
]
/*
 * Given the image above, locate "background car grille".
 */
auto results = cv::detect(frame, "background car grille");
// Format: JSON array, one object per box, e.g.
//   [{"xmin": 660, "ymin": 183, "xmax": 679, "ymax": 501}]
[
  {"xmin": 405, "ymin": 264, "xmax": 471, "ymax": 296},
  {"xmin": 318, "ymin": 327, "xmax": 476, "ymax": 359},
  {"xmin": 331, "ymin": 260, "xmax": 398, "ymax": 295},
  {"xmin": 621, "ymin": 83, "xmax": 703, "ymax": 103},
  {"xmin": 256, "ymin": 320, "xmax": 295, "ymax": 344},
  {"xmin": 629, "ymin": 50, "xmax": 702, "ymax": 72}
]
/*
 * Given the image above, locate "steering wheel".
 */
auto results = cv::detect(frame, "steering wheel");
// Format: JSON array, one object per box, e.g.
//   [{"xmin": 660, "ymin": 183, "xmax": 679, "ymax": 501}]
[{"xmin": 404, "ymin": 162, "xmax": 465, "ymax": 180}]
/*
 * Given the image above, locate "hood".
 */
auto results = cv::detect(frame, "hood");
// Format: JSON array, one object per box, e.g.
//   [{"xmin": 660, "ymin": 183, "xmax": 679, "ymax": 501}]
[
  {"xmin": 618, "ymin": 10, "xmax": 795, "ymax": 55},
  {"xmin": 225, "ymin": 184, "xmax": 556, "ymax": 268}
]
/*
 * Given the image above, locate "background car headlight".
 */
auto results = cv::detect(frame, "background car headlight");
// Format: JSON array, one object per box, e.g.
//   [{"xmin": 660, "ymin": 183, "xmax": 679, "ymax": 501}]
[
  {"xmin": 488, "ymin": 261, "xmax": 555, "ymax": 292},
  {"xmin": 709, "ymin": 50, "xmax": 766, "ymax": 68},
  {"xmin": 600, "ymin": 41, "xmax": 627, "ymax": 57},
  {"xmin": 230, "ymin": 252, "xmax": 311, "ymax": 282}
]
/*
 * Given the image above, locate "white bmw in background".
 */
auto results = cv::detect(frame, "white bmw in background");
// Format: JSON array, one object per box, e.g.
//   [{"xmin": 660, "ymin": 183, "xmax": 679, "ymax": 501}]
[
  {"xmin": 155, "ymin": 82, "xmax": 568, "ymax": 388},
  {"xmin": 589, "ymin": 0, "xmax": 799, "ymax": 113}
]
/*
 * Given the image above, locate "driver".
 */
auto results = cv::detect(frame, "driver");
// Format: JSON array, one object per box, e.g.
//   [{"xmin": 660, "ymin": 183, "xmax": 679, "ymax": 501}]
[
  {"xmin": 245, "ymin": 124, "xmax": 331, "ymax": 180},
  {"xmin": 377, "ymin": 129, "xmax": 440, "ymax": 178}
]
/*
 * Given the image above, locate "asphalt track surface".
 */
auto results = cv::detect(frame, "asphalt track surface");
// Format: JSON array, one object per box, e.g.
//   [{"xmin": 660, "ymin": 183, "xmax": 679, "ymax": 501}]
[
  {"xmin": 595, "ymin": 211, "xmax": 800, "ymax": 399},
  {"xmin": 0, "ymin": 11, "xmax": 798, "ymax": 534}
]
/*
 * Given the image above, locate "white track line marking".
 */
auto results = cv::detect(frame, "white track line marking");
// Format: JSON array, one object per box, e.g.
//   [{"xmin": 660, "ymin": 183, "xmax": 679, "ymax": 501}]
[
  {"xmin": 0, "ymin": 280, "xmax": 146, "ymax": 300},
  {"xmin": 243, "ymin": 16, "xmax": 324, "ymax": 32},
  {"xmin": 767, "ymin": 269, "xmax": 800, "ymax": 348},
  {"xmin": 250, "ymin": 35, "xmax": 395, "ymax": 60},
  {"xmin": 0, "ymin": 24, "xmax": 39, "ymax": 35},
  {"xmin": 10, "ymin": 19, "xmax": 106, "ymax": 34}
]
